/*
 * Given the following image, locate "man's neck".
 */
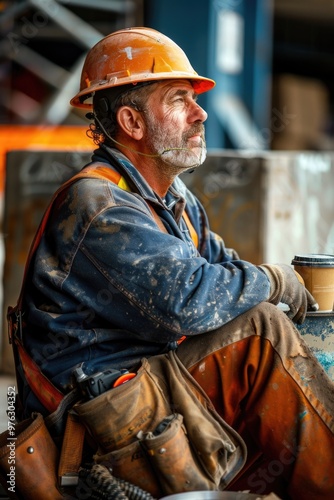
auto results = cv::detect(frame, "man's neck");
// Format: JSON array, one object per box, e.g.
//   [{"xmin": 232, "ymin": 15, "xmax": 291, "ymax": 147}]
[{"xmin": 115, "ymin": 146, "xmax": 175, "ymax": 198}]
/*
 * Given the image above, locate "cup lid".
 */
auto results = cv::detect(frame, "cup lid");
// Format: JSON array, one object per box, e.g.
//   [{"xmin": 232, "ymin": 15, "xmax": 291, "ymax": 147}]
[{"xmin": 291, "ymin": 254, "xmax": 334, "ymax": 267}]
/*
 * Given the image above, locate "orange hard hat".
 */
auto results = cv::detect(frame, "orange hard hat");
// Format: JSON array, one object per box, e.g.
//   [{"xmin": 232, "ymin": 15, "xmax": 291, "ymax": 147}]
[{"xmin": 70, "ymin": 27, "xmax": 215, "ymax": 109}]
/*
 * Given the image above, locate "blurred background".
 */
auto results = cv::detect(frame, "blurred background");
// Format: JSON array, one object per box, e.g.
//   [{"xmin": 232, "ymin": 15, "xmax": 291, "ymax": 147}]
[
  {"xmin": 0, "ymin": 0, "xmax": 334, "ymax": 374},
  {"xmin": 2, "ymin": 0, "xmax": 334, "ymax": 147}
]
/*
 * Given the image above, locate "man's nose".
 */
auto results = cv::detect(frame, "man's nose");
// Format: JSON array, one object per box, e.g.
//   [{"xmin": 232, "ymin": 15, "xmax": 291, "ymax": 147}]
[{"xmin": 190, "ymin": 101, "xmax": 208, "ymax": 123}]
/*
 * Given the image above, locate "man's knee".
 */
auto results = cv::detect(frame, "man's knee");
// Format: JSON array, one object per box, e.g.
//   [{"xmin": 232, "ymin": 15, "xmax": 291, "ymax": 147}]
[
  {"xmin": 242, "ymin": 301, "xmax": 300, "ymax": 342},
  {"xmin": 177, "ymin": 302, "xmax": 268, "ymax": 365},
  {"xmin": 177, "ymin": 301, "xmax": 296, "ymax": 368},
  {"xmin": 247, "ymin": 301, "xmax": 283, "ymax": 318}
]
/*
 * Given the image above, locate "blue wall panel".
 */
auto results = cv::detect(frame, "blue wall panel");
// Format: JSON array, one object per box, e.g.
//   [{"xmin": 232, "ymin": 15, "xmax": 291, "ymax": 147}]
[{"xmin": 145, "ymin": 0, "xmax": 273, "ymax": 150}]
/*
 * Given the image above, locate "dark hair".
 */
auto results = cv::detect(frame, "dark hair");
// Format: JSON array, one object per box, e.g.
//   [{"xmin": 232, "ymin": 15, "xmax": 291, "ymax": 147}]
[{"xmin": 87, "ymin": 82, "xmax": 157, "ymax": 146}]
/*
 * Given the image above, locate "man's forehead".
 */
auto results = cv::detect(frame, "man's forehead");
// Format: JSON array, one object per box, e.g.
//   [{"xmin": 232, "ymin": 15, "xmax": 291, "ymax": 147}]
[{"xmin": 153, "ymin": 79, "xmax": 197, "ymax": 96}]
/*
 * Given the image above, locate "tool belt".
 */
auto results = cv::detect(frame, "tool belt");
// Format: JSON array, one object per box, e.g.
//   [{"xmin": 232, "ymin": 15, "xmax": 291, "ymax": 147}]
[
  {"xmin": 0, "ymin": 350, "xmax": 247, "ymax": 499},
  {"xmin": 73, "ymin": 351, "xmax": 247, "ymax": 498}
]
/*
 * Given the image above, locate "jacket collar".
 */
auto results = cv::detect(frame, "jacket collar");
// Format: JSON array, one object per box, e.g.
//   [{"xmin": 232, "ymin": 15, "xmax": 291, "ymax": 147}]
[{"xmin": 92, "ymin": 145, "xmax": 185, "ymax": 212}]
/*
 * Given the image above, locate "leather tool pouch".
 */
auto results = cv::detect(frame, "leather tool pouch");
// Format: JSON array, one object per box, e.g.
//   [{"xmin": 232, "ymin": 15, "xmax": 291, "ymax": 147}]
[
  {"xmin": 74, "ymin": 351, "xmax": 247, "ymax": 496},
  {"xmin": 138, "ymin": 413, "xmax": 211, "ymax": 496},
  {"xmin": 0, "ymin": 413, "xmax": 64, "ymax": 499}
]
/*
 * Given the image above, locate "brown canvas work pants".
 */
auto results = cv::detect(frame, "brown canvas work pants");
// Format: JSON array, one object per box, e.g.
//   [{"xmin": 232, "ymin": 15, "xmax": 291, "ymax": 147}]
[{"xmin": 177, "ymin": 302, "xmax": 334, "ymax": 500}]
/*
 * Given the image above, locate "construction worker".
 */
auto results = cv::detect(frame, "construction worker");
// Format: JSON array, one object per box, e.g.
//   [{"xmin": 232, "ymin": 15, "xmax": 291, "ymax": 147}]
[{"xmin": 18, "ymin": 27, "xmax": 334, "ymax": 498}]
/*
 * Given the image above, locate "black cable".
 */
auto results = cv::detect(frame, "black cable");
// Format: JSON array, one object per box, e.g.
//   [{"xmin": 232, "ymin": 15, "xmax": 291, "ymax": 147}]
[{"xmin": 77, "ymin": 463, "xmax": 156, "ymax": 500}]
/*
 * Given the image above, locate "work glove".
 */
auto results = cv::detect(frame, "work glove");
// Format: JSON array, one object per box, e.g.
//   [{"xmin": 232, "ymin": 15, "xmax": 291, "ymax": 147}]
[{"xmin": 259, "ymin": 263, "xmax": 319, "ymax": 324}]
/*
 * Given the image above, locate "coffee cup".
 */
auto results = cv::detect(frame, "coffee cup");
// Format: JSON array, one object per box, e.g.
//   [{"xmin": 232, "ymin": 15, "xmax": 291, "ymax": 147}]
[{"xmin": 291, "ymin": 254, "xmax": 334, "ymax": 312}]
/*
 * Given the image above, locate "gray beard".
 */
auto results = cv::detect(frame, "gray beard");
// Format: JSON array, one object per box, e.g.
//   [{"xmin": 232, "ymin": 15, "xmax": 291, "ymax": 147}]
[
  {"xmin": 158, "ymin": 143, "xmax": 207, "ymax": 174},
  {"xmin": 145, "ymin": 116, "xmax": 207, "ymax": 175}
]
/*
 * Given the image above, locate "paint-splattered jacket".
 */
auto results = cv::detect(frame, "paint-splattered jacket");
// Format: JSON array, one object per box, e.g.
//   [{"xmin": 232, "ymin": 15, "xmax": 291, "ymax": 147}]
[{"xmin": 23, "ymin": 145, "xmax": 270, "ymax": 413}]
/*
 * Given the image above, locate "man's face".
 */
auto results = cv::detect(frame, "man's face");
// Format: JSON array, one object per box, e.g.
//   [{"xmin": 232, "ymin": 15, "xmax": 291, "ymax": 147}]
[{"xmin": 143, "ymin": 80, "xmax": 208, "ymax": 173}]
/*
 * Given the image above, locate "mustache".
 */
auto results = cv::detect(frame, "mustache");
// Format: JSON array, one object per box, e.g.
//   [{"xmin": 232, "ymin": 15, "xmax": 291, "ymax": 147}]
[{"xmin": 183, "ymin": 124, "xmax": 205, "ymax": 141}]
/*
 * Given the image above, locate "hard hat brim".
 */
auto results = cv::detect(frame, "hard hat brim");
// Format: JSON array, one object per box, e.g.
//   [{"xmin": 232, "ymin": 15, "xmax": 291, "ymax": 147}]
[{"xmin": 70, "ymin": 75, "xmax": 215, "ymax": 109}]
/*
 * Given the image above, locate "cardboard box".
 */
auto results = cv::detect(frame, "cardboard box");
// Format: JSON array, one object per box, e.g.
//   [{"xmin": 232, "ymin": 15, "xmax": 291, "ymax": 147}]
[{"xmin": 271, "ymin": 74, "xmax": 329, "ymax": 148}]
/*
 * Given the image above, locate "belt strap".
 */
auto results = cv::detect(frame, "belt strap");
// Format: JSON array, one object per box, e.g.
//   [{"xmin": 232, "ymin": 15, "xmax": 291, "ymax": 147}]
[
  {"xmin": 58, "ymin": 412, "xmax": 86, "ymax": 486},
  {"xmin": 15, "ymin": 339, "xmax": 64, "ymax": 413}
]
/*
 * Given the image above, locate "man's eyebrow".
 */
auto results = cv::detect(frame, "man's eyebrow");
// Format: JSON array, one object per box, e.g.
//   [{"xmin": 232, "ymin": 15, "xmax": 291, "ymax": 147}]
[{"xmin": 172, "ymin": 89, "xmax": 199, "ymax": 100}]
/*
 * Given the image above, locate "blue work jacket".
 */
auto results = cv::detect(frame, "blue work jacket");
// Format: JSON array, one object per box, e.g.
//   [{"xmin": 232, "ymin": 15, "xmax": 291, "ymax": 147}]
[{"xmin": 22, "ymin": 145, "xmax": 270, "ymax": 414}]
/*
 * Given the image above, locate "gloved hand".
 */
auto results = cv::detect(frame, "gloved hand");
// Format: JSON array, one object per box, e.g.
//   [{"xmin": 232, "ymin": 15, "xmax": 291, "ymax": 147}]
[{"xmin": 259, "ymin": 263, "xmax": 319, "ymax": 324}]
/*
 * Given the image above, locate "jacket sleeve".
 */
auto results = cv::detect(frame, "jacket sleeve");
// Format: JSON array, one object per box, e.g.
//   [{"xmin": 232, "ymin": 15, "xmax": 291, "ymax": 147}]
[
  {"xmin": 31, "ymin": 177, "xmax": 271, "ymax": 347},
  {"xmin": 63, "ymin": 203, "xmax": 270, "ymax": 342}
]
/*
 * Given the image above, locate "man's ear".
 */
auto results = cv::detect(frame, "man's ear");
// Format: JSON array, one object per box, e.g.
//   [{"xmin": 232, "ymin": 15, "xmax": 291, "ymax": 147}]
[{"xmin": 116, "ymin": 106, "xmax": 144, "ymax": 140}]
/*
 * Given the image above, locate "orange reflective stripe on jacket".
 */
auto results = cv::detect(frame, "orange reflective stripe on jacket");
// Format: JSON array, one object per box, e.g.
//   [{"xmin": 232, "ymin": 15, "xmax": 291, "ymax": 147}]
[
  {"xmin": 182, "ymin": 210, "xmax": 199, "ymax": 249},
  {"xmin": 82, "ymin": 164, "xmax": 199, "ymax": 248}
]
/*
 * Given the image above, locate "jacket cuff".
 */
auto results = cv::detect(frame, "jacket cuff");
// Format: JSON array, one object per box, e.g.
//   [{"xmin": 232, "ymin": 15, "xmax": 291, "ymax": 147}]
[{"xmin": 258, "ymin": 264, "xmax": 285, "ymax": 305}]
